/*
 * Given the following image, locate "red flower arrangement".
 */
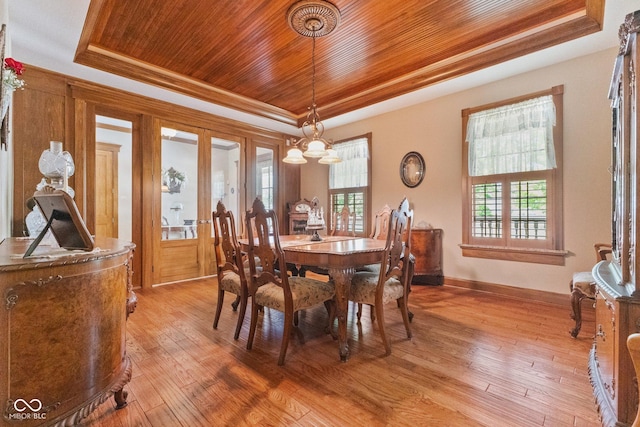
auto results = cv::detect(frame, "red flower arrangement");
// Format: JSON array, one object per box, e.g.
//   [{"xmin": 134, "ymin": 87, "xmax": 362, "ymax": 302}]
[
  {"xmin": 4, "ymin": 58, "xmax": 24, "ymax": 76},
  {"xmin": 3, "ymin": 57, "xmax": 25, "ymax": 90}
]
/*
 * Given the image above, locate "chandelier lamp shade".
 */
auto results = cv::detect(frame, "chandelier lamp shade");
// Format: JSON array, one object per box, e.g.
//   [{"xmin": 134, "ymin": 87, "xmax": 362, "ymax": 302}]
[{"xmin": 283, "ymin": 0, "xmax": 342, "ymax": 165}]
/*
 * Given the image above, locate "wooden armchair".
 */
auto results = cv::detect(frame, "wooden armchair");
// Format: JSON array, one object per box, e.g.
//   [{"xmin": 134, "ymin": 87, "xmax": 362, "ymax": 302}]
[
  {"xmin": 244, "ymin": 197, "xmax": 336, "ymax": 365},
  {"xmin": 569, "ymin": 242, "xmax": 612, "ymax": 338},
  {"xmin": 212, "ymin": 201, "xmax": 249, "ymax": 340},
  {"xmin": 348, "ymin": 197, "xmax": 413, "ymax": 355}
]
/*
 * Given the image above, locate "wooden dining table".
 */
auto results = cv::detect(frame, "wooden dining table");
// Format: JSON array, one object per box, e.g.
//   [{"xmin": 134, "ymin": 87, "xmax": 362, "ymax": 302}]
[{"xmin": 242, "ymin": 234, "xmax": 387, "ymax": 362}]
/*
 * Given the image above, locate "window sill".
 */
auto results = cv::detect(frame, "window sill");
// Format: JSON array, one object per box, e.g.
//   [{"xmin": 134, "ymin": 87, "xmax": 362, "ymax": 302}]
[{"xmin": 459, "ymin": 244, "xmax": 568, "ymax": 265}]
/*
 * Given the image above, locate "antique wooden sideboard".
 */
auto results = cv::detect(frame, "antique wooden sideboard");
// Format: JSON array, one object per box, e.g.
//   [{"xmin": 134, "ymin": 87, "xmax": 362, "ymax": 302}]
[
  {"xmin": 589, "ymin": 10, "xmax": 640, "ymax": 427},
  {"xmin": 410, "ymin": 228, "xmax": 443, "ymax": 285},
  {"xmin": 0, "ymin": 237, "xmax": 136, "ymax": 426}
]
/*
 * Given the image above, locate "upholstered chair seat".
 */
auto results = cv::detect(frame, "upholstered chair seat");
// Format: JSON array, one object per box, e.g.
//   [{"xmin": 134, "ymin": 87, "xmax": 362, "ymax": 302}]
[
  {"xmin": 350, "ymin": 271, "xmax": 404, "ymax": 305},
  {"xmin": 254, "ymin": 277, "xmax": 335, "ymax": 313},
  {"xmin": 219, "ymin": 269, "xmax": 251, "ymax": 295}
]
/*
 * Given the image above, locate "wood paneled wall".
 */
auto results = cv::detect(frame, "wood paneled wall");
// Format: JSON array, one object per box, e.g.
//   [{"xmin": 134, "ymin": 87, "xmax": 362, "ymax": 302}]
[{"xmin": 11, "ymin": 65, "xmax": 300, "ymax": 288}]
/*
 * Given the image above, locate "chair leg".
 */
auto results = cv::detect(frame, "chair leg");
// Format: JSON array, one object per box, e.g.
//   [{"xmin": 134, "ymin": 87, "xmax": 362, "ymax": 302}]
[
  {"xmin": 247, "ymin": 303, "xmax": 260, "ymax": 350},
  {"xmin": 570, "ymin": 284, "xmax": 586, "ymax": 338},
  {"xmin": 278, "ymin": 310, "xmax": 293, "ymax": 366},
  {"xmin": 234, "ymin": 292, "xmax": 247, "ymax": 340},
  {"xmin": 398, "ymin": 297, "xmax": 412, "ymax": 339},
  {"xmin": 324, "ymin": 299, "xmax": 337, "ymax": 339},
  {"xmin": 213, "ymin": 289, "xmax": 225, "ymax": 329},
  {"xmin": 357, "ymin": 303, "xmax": 376, "ymax": 323},
  {"xmin": 231, "ymin": 295, "xmax": 241, "ymax": 311},
  {"xmin": 375, "ymin": 304, "xmax": 391, "ymax": 356}
]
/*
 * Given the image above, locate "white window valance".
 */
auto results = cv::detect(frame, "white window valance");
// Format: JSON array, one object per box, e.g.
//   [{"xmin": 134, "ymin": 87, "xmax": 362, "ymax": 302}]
[
  {"xmin": 329, "ymin": 137, "xmax": 369, "ymax": 189},
  {"xmin": 466, "ymin": 95, "xmax": 557, "ymax": 177}
]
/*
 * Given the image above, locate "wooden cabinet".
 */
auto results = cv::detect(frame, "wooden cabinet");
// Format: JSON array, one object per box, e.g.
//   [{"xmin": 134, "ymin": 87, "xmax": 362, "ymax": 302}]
[
  {"xmin": 591, "ymin": 265, "xmax": 640, "ymax": 426},
  {"xmin": 590, "ymin": 10, "xmax": 640, "ymax": 426},
  {"xmin": 410, "ymin": 228, "xmax": 443, "ymax": 285},
  {"xmin": 0, "ymin": 237, "xmax": 136, "ymax": 426},
  {"xmin": 288, "ymin": 199, "xmax": 312, "ymax": 235}
]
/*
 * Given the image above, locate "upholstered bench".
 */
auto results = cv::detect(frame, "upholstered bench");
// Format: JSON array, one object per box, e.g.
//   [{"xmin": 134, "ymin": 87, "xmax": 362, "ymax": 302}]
[{"xmin": 569, "ymin": 271, "xmax": 597, "ymax": 338}]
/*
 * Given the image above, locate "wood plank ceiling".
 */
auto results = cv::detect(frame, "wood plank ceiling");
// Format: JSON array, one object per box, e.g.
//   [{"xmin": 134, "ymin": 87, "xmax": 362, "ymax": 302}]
[{"xmin": 75, "ymin": 0, "xmax": 604, "ymax": 127}]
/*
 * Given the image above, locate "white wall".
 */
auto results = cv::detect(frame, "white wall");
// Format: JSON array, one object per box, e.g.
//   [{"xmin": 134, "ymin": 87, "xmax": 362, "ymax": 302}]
[
  {"xmin": 302, "ymin": 47, "xmax": 616, "ymax": 295},
  {"xmin": 0, "ymin": 0, "xmax": 11, "ymax": 239}
]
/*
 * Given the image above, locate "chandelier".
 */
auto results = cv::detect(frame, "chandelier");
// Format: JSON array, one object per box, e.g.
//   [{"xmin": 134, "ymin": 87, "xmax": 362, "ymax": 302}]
[{"xmin": 283, "ymin": 0, "xmax": 341, "ymax": 165}]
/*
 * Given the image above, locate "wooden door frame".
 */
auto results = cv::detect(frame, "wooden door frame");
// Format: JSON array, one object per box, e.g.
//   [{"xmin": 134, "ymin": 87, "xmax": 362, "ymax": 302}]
[{"xmin": 77, "ymin": 102, "xmax": 144, "ymax": 288}]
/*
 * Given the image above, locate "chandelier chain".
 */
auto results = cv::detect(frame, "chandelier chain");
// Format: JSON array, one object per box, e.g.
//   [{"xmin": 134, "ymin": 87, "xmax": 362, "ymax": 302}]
[{"xmin": 311, "ymin": 31, "xmax": 317, "ymax": 114}]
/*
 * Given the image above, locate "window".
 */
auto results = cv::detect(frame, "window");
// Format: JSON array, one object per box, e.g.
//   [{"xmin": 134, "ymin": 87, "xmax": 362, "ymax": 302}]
[
  {"xmin": 329, "ymin": 134, "xmax": 372, "ymax": 236},
  {"xmin": 461, "ymin": 86, "xmax": 566, "ymax": 265}
]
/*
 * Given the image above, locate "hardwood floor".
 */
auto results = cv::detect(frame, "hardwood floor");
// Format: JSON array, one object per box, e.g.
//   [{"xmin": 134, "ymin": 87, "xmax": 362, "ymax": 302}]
[{"xmin": 81, "ymin": 278, "xmax": 600, "ymax": 426}]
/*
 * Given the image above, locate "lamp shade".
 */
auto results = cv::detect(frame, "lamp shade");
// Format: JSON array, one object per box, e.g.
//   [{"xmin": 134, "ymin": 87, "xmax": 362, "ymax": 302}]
[
  {"xmin": 283, "ymin": 147, "xmax": 308, "ymax": 164},
  {"xmin": 318, "ymin": 148, "xmax": 342, "ymax": 164},
  {"xmin": 303, "ymin": 139, "xmax": 328, "ymax": 158}
]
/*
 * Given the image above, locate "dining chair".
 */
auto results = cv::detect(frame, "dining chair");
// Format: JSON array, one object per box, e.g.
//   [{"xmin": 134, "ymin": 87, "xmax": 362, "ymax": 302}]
[
  {"xmin": 349, "ymin": 197, "xmax": 413, "ymax": 355},
  {"xmin": 330, "ymin": 205, "xmax": 356, "ymax": 236},
  {"xmin": 244, "ymin": 197, "xmax": 336, "ymax": 365},
  {"xmin": 212, "ymin": 200, "xmax": 249, "ymax": 340},
  {"xmin": 358, "ymin": 203, "xmax": 392, "ymax": 320}
]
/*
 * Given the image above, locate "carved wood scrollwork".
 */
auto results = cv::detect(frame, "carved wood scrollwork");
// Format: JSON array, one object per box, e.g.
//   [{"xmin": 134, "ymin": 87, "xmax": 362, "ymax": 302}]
[
  {"xmin": 4, "ymin": 275, "xmax": 63, "ymax": 310},
  {"xmin": 125, "ymin": 250, "xmax": 137, "ymax": 318},
  {"xmin": 4, "ymin": 291, "xmax": 17, "ymax": 311}
]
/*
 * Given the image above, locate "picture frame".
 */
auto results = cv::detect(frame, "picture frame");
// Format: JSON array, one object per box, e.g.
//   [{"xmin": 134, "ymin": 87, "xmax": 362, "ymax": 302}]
[
  {"xmin": 400, "ymin": 151, "xmax": 425, "ymax": 188},
  {"xmin": 24, "ymin": 188, "xmax": 95, "ymax": 257}
]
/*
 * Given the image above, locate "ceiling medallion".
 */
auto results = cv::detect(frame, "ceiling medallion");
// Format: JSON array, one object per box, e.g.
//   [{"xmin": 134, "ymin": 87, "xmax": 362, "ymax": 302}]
[{"xmin": 287, "ymin": 0, "xmax": 340, "ymax": 38}]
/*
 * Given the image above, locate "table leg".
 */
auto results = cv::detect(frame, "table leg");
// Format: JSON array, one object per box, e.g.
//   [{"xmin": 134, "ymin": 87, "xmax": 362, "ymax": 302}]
[{"xmin": 329, "ymin": 267, "xmax": 355, "ymax": 362}]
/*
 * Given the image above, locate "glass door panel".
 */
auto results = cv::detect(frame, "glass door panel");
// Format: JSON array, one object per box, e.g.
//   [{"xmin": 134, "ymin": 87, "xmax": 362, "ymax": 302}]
[
  {"xmin": 211, "ymin": 137, "xmax": 241, "ymax": 235},
  {"xmin": 161, "ymin": 127, "xmax": 198, "ymax": 240},
  {"xmin": 156, "ymin": 124, "xmax": 203, "ymax": 285}
]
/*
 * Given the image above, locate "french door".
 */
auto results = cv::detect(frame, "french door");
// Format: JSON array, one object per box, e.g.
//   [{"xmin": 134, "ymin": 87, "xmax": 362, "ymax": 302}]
[{"xmin": 154, "ymin": 120, "xmax": 244, "ymax": 284}]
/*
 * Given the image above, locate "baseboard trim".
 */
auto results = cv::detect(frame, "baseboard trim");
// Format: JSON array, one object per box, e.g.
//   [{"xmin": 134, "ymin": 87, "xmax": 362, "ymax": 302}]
[{"xmin": 443, "ymin": 276, "xmax": 569, "ymax": 307}]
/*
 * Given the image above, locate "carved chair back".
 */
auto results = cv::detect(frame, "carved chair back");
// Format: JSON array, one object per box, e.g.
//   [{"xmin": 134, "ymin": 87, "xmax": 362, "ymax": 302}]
[
  {"xmin": 331, "ymin": 206, "xmax": 356, "ymax": 237},
  {"xmin": 371, "ymin": 204, "xmax": 393, "ymax": 240},
  {"xmin": 212, "ymin": 200, "xmax": 244, "ymax": 280},
  {"xmin": 244, "ymin": 197, "xmax": 290, "ymax": 297}
]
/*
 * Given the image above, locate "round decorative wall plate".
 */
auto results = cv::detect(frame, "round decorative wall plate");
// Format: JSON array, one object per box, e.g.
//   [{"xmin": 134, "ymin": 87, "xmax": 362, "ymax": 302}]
[{"xmin": 400, "ymin": 151, "xmax": 425, "ymax": 188}]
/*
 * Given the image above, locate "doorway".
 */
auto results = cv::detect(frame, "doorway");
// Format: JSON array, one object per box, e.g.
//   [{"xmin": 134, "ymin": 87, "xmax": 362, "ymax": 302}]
[
  {"xmin": 95, "ymin": 142, "xmax": 120, "ymax": 238},
  {"xmin": 94, "ymin": 113, "xmax": 139, "ymax": 286}
]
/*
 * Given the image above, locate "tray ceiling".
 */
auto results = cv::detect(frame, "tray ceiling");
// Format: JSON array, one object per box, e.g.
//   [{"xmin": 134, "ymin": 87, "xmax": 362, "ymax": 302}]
[{"xmin": 75, "ymin": 0, "xmax": 604, "ymax": 127}]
